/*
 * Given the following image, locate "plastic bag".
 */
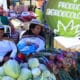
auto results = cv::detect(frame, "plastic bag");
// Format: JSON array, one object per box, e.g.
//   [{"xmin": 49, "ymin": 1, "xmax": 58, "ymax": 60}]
[
  {"xmin": 17, "ymin": 37, "xmax": 45, "ymax": 55},
  {"xmin": 17, "ymin": 42, "xmax": 37, "ymax": 55}
]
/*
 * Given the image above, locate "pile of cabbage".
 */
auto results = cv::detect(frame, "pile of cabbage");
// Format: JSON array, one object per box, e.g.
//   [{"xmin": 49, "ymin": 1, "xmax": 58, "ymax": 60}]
[{"xmin": 0, "ymin": 58, "xmax": 56, "ymax": 80}]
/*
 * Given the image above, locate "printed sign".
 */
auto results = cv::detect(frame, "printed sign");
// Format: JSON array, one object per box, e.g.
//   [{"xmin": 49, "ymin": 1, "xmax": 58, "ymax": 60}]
[{"xmin": 45, "ymin": 0, "xmax": 80, "ymax": 37}]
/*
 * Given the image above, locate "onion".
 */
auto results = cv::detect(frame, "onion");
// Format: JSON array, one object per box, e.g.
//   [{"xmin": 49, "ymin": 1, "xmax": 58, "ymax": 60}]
[
  {"xmin": 56, "ymin": 61, "xmax": 63, "ymax": 68},
  {"xmin": 71, "ymin": 60, "xmax": 76, "ymax": 68},
  {"xmin": 62, "ymin": 57, "xmax": 71, "ymax": 68},
  {"xmin": 49, "ymin": 54, "xmax": 56, "ymax": 60},
  {"xmin": 62, "ymin": 51, "xmax": 67, "ymax": 57},
  {"xmin": 56, "ymin": 54, "xmax": 64, "ymax": 63},
  {"xmin": 47, "ymin": 60, "xmax": 54, "ymax": 70},
  {"xmin": 66, "ymin": 52, "xmax": 73, "ymax": 57}
]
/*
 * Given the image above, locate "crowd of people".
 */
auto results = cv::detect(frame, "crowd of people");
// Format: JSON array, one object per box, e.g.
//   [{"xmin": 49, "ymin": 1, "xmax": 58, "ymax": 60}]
[{"xmin": 0, "ymin": 0, "xmax": 47, "ymax": 65}]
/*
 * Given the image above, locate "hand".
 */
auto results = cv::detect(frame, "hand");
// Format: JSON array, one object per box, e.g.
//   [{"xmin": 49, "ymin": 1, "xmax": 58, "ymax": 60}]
[
  {"xmin": 34, "ymin": 43, "xmax": 39, "ymax": 48},
  {"xmin": 3, "ymin": 56, "xmax": 9, "ymax": 62},
  {"xmin": 26, "ymin": 41, "xmax": 32, "ymax": 45}
]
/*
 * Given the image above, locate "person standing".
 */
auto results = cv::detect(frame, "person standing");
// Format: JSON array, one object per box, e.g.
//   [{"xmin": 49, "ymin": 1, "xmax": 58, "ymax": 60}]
[
  {"xmin": 0, "ymin": 6, "xmax": 9, "ymax": 25},
  {"xmin": 35, "ymin": 0, "xmax": 45, "ymax": 23}
]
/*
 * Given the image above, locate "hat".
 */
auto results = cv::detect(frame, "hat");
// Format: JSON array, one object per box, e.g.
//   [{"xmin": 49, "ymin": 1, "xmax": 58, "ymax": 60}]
[{"xmin": 30, "ymin": 19, "xmax": 44, "ymax": 27}]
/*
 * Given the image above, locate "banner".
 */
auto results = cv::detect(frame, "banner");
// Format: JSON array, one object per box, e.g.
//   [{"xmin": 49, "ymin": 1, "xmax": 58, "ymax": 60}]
[{"xmin": 45, "ymin": 0, "xmax": 80, "ymax": 37}]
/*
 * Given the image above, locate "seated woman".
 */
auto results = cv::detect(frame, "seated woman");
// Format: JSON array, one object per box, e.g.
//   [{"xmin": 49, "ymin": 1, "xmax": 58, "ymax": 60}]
[
  {"xmin": 22, "ymin": 19, "xmax": 45, "ymax": 38},
  {"xmin": 17, "ymin": 19, "xmax": 45, "ymax": 56},
  {"xmin": 0, "ymin": 25, "xmax": 17, "ymax": 65}
]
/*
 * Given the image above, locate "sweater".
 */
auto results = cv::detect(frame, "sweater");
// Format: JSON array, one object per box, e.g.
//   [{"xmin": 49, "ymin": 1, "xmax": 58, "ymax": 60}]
[{"xmin": 0, "ymin": 40, "xmax": 17, "ymax": 61}]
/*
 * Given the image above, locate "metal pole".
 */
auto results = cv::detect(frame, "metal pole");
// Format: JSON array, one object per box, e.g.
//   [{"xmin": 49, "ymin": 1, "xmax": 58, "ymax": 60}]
[
  {"xmin": 30, "ymin": 0, "xmax": 32, "ymax": 11},
  {"xmin": 7, "ymin": 0, "xmax": 10, "ymax": 8}
]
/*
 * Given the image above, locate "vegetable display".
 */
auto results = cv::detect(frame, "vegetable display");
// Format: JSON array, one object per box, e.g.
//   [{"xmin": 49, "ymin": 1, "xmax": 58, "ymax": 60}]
[
  {"xmin": 0, "ymin": 48, "xmax": 79, "ymax": 80},
  {"xmin": 0, "ymin": 58, "xmax": 56, "ymax": 80}
]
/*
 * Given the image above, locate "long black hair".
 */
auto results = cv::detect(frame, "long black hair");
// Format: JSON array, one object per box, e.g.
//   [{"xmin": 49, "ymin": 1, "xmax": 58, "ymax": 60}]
[{"xmin": 23, "ymin": 23, "xmax": 45, "ymax": 39}]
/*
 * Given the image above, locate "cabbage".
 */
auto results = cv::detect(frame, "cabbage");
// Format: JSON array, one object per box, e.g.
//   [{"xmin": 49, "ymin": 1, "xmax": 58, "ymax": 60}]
[
  {"xmin": 48, "ymin": 73, "xmax": 56, "ymax": 80},
  {"xmin": 17, "ymin": 68, "xmax": 32, "ymax": 80},
  {"xmin": 39, "ymin": 73, "xmax": 56, "ymax": 80},
  {"xmin": 20, "ymin": 63, "xmax": 28, "ymax": 68},
  {"xmin": 28, "ymin": 58, "xmax": 39, "ymax": 69},
  {"xmin": 40, "ymin": 77, "xmax": 48, "ymax": 80},
  {"xmin": 32, "ymin": 68, "xmax": 41, "ymax": 78},
  {"xmin": 39, "ymin": 64, "xmax": 48, "ymax": 71},
  {"xmin": 41, "ymin": 70, "xmax": 51, "ymax": 78},
  {"xmin": 33, "ymin": 77, "xmax": 41, "ymax": 80},
  {"xmin": 3, "ymin": 60, "xmax": 20, "ymax": 79},
  {"xmin": 0, "ymin": 76, "xmax": 2, "ymax": 80},
  {"xmin": 0, "ymin": 67, "xmax": 5, "ymax": 76},
  {"xmin": 2, "ymin": 76, "xmax": 15, "ymax": 80}
]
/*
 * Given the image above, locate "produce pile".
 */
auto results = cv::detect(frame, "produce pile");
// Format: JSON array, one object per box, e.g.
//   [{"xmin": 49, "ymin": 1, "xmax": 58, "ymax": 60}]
[
  {"xmin": 0, "ymin": 58, "xmax": 56, "ymax": 80},
  {"xmin": 0, "ymin": 48, "xmax": 80, "ymax": 80},
  {"xmin": 40, "ymin": 49, "xmax": 80, "ymax": 80}
]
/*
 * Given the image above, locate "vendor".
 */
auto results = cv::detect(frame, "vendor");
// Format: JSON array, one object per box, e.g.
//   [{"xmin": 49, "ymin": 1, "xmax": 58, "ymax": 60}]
[
  {"xmin": 0, "ymin": 26, "xmax": 17, "ymax": 65},
  {"xmin": 17, "ymin": 19, "xmax": 45, "ymax": 57},
  {"xmin": 35, "ymin": 0, "xmax": 45, "ymax": 22},
  {"xmin": 8, "ymin": 4, "xmax": 17, "ymax": 18},
  {"xmin": 22, "ymin": 19, "xmax": 45, "ymax": 39}
]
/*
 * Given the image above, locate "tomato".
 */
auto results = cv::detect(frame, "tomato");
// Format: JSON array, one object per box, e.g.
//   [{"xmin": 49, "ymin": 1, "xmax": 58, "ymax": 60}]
[{"xmin": 17, "ymin": 53, "xmax": 26, "ymax": 60}]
